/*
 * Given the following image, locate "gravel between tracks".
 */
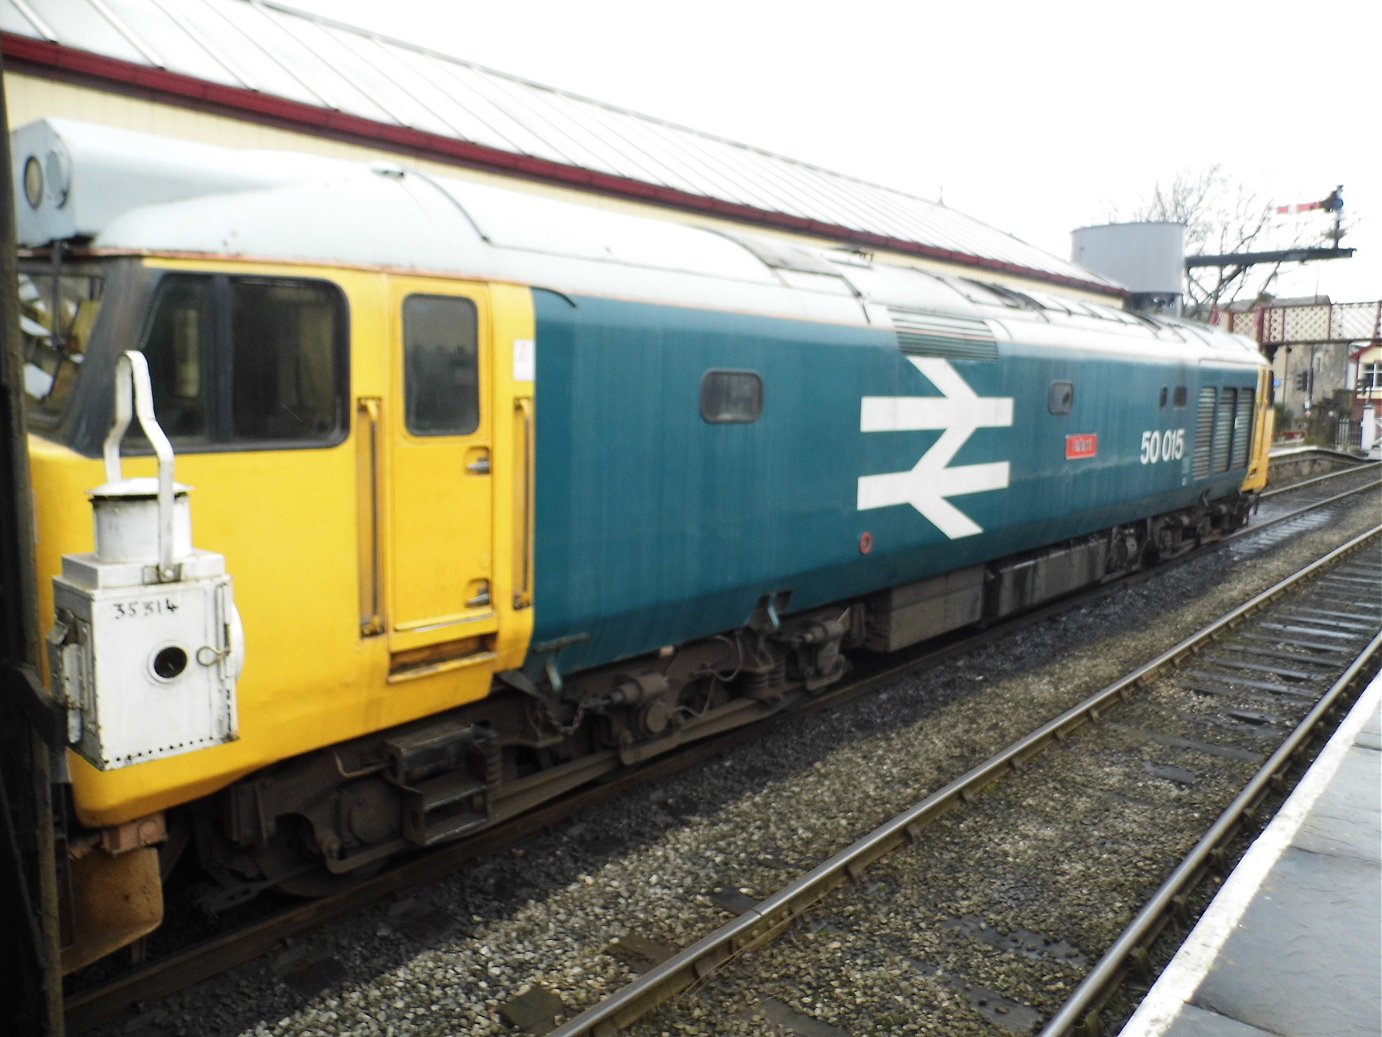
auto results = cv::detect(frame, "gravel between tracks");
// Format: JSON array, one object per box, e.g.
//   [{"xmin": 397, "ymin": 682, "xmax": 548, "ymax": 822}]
[{"xmin": 99, "ymin": 492, "xmax": 1380, "ymax": 1037}]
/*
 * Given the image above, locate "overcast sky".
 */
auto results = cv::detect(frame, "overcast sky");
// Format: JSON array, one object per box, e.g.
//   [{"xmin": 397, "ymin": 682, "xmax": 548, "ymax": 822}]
[{"xmin": 285, "ymin": 0, "xmax": 1378, "ymax": 303}]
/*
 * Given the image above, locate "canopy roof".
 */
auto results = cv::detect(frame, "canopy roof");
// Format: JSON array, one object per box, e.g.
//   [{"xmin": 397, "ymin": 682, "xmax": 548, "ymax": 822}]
[{"xmin": 0, "ymin": 0, "xmax": 1119, "ymax": 296}]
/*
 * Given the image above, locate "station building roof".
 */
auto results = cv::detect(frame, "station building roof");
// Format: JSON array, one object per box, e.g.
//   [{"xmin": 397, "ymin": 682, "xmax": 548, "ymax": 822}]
[{"xmin": 0, "ymin": 0, "xmax": 1120, "ymax": 297}]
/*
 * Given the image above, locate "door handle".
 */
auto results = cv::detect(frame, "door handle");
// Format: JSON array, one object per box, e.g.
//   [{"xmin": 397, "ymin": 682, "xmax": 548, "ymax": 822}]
[
  {"xmin": 356, "ymin": 397, "xmax": 384, "ymax": 636},
  {"xmin": 514, "ymin": 398, "xmax": 534, "ymax": 609}
]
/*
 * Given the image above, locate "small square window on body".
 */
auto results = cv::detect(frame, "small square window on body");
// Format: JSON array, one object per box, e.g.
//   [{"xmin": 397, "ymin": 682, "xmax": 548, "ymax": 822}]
[
  {"xmin": 1048, "ymin": 381, "xmax": 1074, "ymax": 415},
  {"xmin": 700, "ymin": 370, "xmax": 762, "ymax": 424}
]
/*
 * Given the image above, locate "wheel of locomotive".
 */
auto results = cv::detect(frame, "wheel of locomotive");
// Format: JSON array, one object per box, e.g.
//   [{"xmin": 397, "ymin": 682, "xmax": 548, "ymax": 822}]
[
  {"xmin": 1147, "ymin": 517, "xmax": 1175, "ymax": 562},
  {"xmin": 1109, "ymin": 527, "xmax": 1130, "ymax": 572},
  {"xmin": 1107, "ymin": 526, "xmax": 1143, "ymax": 574},
  {"xmin": 246, "ymin": 816, "xmax": 384, "ymax": 898},
  {"xmin": 1124, "ymin": 527, "xmax": 1144, "ymax": 569},
  {"xmin": 157, "ymin": 809, "xmax": 193, "ymax": 882},
  {"xmin": 680, "ymin": 675, "xmax": 729, "ymax": 719},
  {"xmin": 1233, "ymin": 496, "xmax": 1253, "ymax": 531}
]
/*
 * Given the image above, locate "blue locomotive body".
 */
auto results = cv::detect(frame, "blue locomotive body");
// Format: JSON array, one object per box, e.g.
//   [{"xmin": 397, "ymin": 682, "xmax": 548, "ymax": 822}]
[{"xmin": 531, "ymin": 291, "xmax": 1262, "ymax": 676}]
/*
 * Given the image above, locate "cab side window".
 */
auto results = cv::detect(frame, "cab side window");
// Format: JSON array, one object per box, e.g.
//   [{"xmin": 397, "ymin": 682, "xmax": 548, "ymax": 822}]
[
  {"xmin": 231, "ymin": 280, "xmax": 342, "ymax": 441},
  {"xmin": 139, "ymin": 274, "xmax": 346, "ymax": 449}
]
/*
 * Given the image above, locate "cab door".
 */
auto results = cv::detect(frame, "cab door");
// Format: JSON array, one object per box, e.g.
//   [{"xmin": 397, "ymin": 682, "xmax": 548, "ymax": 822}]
[{"xmin": 385, "ymin": 278, "xmax": 496, "ymax": 666}]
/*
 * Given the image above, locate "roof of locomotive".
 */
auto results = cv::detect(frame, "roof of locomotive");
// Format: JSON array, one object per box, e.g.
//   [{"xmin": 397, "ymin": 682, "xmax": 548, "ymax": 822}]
[
  {"xmin": 87, "ymin": 156, "xmax": 1262, "ymax": 366},
  {"xmin": 3, "ymin": 0, "xmax": 1111, "ymax": 294}
]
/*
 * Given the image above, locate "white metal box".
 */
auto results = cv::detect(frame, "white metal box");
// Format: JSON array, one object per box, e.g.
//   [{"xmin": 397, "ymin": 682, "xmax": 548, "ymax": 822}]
[{"xmin": 51, "ymin": 551, "xmax": 240, "ymax": 770}]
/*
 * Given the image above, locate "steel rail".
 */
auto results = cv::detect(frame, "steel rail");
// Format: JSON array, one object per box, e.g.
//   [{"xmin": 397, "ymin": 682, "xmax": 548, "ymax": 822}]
[
  {"xmin": 548, "ymin": 524, "xmax": 1382, "ymax": 1037},
  {"xmin": 1260, "ymin": 459, "xmax": 1380, "ymax": 499},
  {"xmin": 1268, "ymin": 445, "xmax": 1375, "ymax": 467},
  {"xmin": 1248, "ymin": 478, "xmax": 1379, "ymax": 529},
  {"xmin": 1039, "ymin": 624, "xmax": 1382, "ymax": 1037}
]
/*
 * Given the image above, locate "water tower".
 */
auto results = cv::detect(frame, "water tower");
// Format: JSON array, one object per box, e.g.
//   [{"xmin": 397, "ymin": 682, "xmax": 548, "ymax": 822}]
[{"xmin": 1072, "ymin": 222, "xmax": 1184, "ymax": 315}]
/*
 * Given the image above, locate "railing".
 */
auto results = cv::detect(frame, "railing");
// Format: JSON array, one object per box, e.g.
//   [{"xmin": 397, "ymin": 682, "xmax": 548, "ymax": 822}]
[{"xmin": 1212, "ymin": 299, "xmax": 1382, "ymax": 347}]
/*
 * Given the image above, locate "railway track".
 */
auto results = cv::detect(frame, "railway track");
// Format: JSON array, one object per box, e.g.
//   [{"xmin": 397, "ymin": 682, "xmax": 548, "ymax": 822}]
[
  {"xmin": 1256, "ymin": 457, "xmax": 1379, "ymax": 513},
  {"xmin": 553, "ymin": 527, "xmax": 1382, "ymax": 1036},
  {"xmin": 67, "ymin": 458, "xmax": 1380, "ymax": 1035}
]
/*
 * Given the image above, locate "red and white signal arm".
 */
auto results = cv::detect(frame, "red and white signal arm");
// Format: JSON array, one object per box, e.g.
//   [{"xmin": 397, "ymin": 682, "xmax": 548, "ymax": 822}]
[{"xmin": 1065, "ymin": 433, "xmax": 1098, "ymax": 460}]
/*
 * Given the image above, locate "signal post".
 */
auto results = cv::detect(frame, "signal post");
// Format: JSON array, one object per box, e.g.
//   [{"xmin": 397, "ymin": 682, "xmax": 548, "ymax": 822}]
[{"xmin": 0, "ymin": 51, "xmax": 66, "ymax": 1037}]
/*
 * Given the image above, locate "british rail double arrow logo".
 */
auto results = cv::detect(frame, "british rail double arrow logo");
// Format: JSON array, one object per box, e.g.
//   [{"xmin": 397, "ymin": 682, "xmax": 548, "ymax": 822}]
[{"xmin": 857, "ymin": 358, "xmax": 1013, "ymax": 539}]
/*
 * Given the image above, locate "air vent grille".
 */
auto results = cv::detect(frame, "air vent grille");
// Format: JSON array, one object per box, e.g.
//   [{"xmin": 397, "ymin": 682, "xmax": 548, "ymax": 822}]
[{"xmin": 889, "ymin": 308, "xmax": 997, "ymax": 361}]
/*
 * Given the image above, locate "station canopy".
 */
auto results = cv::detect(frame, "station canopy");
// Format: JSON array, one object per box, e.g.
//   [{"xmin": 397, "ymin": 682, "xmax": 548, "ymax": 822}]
[{"xmin": 0, "ymin": 0, "xmax": 1117, "ymax": 296}]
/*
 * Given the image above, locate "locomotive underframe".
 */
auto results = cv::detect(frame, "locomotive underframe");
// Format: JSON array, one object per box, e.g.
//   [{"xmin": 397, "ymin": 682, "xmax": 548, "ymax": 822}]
[{"xmin": 113, "ymin": 487, "xmax": 1255, "ymax": 918}]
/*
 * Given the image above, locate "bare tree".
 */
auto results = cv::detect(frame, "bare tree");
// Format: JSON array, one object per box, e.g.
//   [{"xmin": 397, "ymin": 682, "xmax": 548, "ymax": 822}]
[
  {"xmin": 1125, "ymin": 166, "xmax": 1275, "ymax": 315},
  {"xmin": 1117, "ymin": 166, "xmax": 1344, "ymax": 318}
]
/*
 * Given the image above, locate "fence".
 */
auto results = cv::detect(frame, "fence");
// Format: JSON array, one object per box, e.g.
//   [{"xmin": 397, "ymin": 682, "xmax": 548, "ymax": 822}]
[{"xmin": 1214, "ymin": 299, "xmax": 1382, "ymax": 348}]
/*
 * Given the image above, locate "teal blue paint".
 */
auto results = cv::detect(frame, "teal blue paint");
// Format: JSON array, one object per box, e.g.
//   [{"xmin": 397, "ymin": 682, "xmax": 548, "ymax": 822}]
[{"xmin": 531, "ymin": 291, "xmax": 1259, "ymax": 676}]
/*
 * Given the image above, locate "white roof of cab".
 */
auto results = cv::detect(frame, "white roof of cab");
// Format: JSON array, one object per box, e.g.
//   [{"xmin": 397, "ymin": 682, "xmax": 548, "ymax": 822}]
[{"xmin": 91, "ymin": 147, "xmax": 1262, "ymax": 364}]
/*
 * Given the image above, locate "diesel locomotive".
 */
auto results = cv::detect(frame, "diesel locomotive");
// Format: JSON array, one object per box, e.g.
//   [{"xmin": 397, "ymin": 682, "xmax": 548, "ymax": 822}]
[{"xmin": 13, "ymin": 120, "xmax": 1272, "ymax": 971}]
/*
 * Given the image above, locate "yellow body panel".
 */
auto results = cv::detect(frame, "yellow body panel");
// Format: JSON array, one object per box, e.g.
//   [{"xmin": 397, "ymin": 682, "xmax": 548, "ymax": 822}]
[
  {"xmin": 31, "ymin": 259, "xmax": 535, "ymax": 826},
  {"xmin": 1242, "ymin": 366, "xmax": 1275, "ymax": 493}
]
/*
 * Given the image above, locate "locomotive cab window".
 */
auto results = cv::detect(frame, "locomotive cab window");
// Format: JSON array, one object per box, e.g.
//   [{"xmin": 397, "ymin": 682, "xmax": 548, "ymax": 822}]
[
  {"xmin": 700, "ymin": 370, "xmax": 763, "ymax": 424},
  {"xmin": 138, "ymin": 273, "xmax": 346, "ymax": 449},
  {"xmin": 17, "ymin": 262, "xmax": 105, "ymax": 425},
  {"xmin": 403, "ymin": 295, "xmax": 479, "ymax": 436},
  {"xmin": 231, "ymin": 280, "xmax": 342, "ymax": 441}
]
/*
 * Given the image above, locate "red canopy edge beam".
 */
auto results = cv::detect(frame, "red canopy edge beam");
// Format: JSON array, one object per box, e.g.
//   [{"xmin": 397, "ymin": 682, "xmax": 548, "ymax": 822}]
[{"xmin": 1, "ymin": 34, "xmax": 1120, "ymax": 298}]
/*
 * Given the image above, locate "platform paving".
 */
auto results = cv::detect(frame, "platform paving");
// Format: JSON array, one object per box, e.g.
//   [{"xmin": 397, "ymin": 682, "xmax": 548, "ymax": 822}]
[{"xmin": 1120, "ymin": 673, "xmax": 1382, "ymax": 1037}]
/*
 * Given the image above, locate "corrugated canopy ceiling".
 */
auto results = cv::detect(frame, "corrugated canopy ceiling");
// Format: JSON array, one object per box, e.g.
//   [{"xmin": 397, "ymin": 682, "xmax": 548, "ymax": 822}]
[{"xmin": 0, "ymin": 0, "xmax": 1118, "ymax": 294}]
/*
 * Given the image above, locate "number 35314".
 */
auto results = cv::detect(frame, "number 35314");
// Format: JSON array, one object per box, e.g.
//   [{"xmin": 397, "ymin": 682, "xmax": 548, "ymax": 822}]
[{"xmin": 1140, "ymin": 428, "xmax": 1185, "ymax": 464}]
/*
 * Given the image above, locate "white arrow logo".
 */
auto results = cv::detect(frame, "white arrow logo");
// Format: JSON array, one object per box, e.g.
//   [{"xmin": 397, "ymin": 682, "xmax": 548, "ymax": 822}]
[{"xmin": 857, "ymin": 357, "xmax": 1013, "ymax": 539}]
